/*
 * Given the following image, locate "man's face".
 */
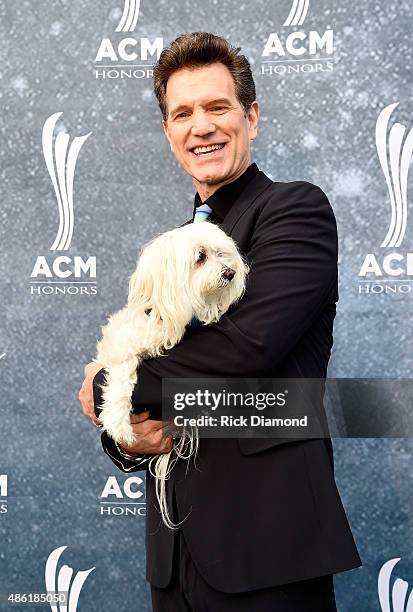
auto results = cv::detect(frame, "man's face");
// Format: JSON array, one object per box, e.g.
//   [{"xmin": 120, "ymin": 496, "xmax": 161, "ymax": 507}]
[{"xmin": 162, "ymin": 62, "xmax": 259, "ymax": 198}]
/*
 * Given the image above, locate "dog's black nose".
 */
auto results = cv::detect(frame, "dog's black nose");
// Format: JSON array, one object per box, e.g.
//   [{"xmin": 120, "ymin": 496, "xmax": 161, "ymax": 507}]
[{"xmin": 222, "ymin": 267, "xmax": 236, "ymax": 281}]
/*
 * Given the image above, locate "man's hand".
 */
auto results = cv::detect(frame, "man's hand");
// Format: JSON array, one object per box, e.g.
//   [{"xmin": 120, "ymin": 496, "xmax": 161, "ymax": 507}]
[
  {"xmin": 79, "ymin": 362, "xmax": 104, "ymax": 426},
  {"xmin": 119, "ymin": 414, "xmax": 174, "ymax": 456},
  {"xmin": 79, "ymin": 361, "xmax": 173, "ymax": 456}
]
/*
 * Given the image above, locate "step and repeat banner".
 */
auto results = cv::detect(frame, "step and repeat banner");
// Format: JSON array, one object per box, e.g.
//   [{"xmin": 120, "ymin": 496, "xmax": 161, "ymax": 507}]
[{"xmin": 1, "ymin": 0, "xmax": 412, "ymax": 610}]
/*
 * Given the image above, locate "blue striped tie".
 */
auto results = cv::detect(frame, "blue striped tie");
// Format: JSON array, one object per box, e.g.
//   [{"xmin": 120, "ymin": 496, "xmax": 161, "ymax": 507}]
[
  {"xmin": 193, "ymin": 203, "xmax": 212, "ymax": 223},
  {"xmin": 189, "ymin": 203, "xmax": 213, "ymax": 331}
]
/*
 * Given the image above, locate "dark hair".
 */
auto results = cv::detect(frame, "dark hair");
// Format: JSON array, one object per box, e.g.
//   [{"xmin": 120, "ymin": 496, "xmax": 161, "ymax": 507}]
[{"xmin": 153, "ymin": 32, "xmax": 256, "ymax": 121}]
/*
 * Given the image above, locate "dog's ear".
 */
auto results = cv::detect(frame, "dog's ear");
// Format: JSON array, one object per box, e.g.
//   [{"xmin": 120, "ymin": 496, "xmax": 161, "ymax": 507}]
[
  {"xmin": 128, "ymin": 247, "xmax": 153, "ymax": 309},
  {"xmin": 128, "ymin": 231, "xmax": 193, "ymax": 348},
  {"xmin": 151, "ymin": 233, "xmax": 194, "ymax": 348}
]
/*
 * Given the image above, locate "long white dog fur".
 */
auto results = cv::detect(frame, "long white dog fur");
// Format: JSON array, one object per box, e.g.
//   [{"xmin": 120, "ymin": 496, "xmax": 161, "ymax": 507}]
[{"xmin": 96, "ymin": 222, "xmax": 248, "ymax": 528}]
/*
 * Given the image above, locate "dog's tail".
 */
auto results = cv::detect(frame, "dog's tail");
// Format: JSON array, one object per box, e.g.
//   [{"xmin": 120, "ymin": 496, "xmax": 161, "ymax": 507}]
[{"xmin": 148, "ymin": 428, "xmax": 199, "ymax": 529}]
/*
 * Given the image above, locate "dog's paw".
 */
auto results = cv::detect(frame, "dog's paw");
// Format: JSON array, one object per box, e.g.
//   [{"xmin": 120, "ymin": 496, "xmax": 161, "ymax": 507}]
[
  {"xmin": 100, "ymin": 412, "xmax": 136, "ymax": 446},
  {"xmin": 116, "ymin": 428, "xmax": 137, "ymax": 447},
  {"xmin": 108, "ymin": 424, "xmax": 136, "ymax": 446}
]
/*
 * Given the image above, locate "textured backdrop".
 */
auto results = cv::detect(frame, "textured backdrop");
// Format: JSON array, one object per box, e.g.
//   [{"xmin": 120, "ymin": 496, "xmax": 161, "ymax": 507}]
[{"xmin": 1, "ymin": 0, "xmax": 412, "ymax": 610}]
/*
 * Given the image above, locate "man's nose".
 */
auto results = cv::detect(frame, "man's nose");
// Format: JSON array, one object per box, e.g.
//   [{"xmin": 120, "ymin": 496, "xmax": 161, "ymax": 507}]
[{"xmin": 191, "ymin": 111, "xmax": 216, "ymax": 137}]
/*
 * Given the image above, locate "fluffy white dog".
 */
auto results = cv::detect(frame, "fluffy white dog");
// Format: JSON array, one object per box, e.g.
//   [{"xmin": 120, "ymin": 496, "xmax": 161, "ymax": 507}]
[{"xmin": 95, "ymin": 222, "xmax": 249, "ymax": 527}]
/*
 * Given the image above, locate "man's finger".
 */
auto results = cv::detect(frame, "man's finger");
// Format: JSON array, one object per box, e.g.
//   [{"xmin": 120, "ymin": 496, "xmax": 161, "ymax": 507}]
[
  {"xmin": 79, "ymin": 388, "xmax": 101, "ymax": 425},
  {"xmin": 130, "ymin": 419, "xmax": 165, "ymax": 435},
  {"xmin": 130, "ymin": 411, "xmax": 150, "ymax": 424},
  {"xmin": 79, "ymin": 362, "xmax": 106, "ymax": 428}
]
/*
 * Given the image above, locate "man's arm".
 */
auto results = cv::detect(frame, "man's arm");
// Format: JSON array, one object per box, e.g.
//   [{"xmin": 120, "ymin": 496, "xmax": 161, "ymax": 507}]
[
  {"xmin": 130, "ymin": 181, "xmax": 338, "ymax": 413},
  {"xmin": 93, "ymin": 374, "xmax": 170, "ymax": 470}
]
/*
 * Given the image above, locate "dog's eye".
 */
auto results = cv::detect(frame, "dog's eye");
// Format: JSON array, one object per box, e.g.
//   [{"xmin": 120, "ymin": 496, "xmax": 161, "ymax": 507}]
[{"xmin": 196, "ymin": 249, "xmax": 207, "ymax": 264}]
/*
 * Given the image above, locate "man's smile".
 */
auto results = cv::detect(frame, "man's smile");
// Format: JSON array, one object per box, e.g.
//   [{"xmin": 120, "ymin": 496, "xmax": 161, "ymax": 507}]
[{"xmin": 190, "ymin": 143, "xmax": 227, "ymax": 156}]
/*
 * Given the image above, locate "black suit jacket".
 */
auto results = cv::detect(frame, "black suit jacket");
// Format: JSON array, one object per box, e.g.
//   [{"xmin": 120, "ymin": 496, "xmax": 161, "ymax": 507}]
[{"xmin": 96, "ymin": 167, "xmax": 362, "ymax": 593}]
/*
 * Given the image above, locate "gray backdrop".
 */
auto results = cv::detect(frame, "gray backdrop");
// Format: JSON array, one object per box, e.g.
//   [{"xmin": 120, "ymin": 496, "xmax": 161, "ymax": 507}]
[{"xmin": 1, "ymin": 0, "xmax": 412, "ymax": 610}]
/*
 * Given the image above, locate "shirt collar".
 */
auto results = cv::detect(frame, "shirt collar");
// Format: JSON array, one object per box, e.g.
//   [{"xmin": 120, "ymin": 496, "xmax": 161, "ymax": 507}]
[{"xmin": 192, "ymin": 162, "xmax": 259, "ymax": 222}]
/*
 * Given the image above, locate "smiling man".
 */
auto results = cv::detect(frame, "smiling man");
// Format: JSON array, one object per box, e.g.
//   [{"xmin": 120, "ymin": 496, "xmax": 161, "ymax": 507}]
[
  {"xmin": 80, "ymin": 32, "xmax": 361, "ymax": 611},
  {"xmin": 162, "ymin": 61, "xmax": 257, "ymax": 200}
]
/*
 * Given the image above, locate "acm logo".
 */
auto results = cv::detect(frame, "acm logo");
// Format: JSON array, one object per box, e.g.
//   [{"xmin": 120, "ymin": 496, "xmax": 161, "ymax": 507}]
[
  {"xmin": 359, "ymin": 103, "xmax": 413, "ymax": 295},
  {"xmin": 100, "ymin": 476, "xmax": 146, "ymax": 517},
  {"xmin": 30, "ymin": 113, "xmax": 97, "ymax": 296},
  {"xmin": 378, "ymin": 558, "xmax": 413, "ymax": 612},
  {"xmin": 0, "ymin": 474, "xmax": 7, "ymax": 514},
  {"xmin": 95, "ymin": 0, "xmax": 163, "ymax": 80},
  {"xmin": 261, "ymin": 0, "xmax": 334, "ymax": 76},
  {"xmin": 115, "ymin": 0, "xmax": 141, "ymax": 32},
  {"xmin": 45, "ymin": 546, "xmax": 95, "ymax": 612}
]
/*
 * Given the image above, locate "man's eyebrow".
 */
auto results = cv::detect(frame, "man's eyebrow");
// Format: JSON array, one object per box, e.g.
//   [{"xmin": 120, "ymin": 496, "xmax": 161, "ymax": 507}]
[{"xmin": 169, "ymin": 98, "xmax": 232, "ymax": 117}]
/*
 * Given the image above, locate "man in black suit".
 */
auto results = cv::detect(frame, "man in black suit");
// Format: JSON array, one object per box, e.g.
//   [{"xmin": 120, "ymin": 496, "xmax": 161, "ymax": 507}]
[{"xmin": 80, "ymin": 32, "xmax": 361, "ymax": 611}]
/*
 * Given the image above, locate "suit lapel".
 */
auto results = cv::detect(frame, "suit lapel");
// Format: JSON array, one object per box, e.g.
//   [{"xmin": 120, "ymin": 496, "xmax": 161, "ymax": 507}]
[
  {"xmin": 220, "ymin": 170, "xmax": 273, "ymax": 235},
  {"xmin": 181, "ymin": 170, "xmax": 273, "ymax": 230}
]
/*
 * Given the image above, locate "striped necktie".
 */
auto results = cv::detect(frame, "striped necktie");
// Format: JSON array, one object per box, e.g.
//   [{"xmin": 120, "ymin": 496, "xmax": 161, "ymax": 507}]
[
  {"xmin": 193, "ymin": 203, "xmax": 212, "ymax": 223},
  {"xmin": 189, "ymin": 203, "xmax": 213, "ymax": 331}
]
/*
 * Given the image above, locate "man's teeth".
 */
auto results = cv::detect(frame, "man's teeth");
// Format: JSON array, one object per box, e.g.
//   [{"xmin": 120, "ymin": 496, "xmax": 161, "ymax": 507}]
[{"xmin": 193, "ymin": 143, "xmax": 225, "ymax": 155}]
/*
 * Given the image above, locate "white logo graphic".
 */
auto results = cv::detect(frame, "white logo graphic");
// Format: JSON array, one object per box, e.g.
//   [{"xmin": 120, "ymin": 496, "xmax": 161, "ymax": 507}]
[
  {"xmin": 42, "ymin": 113, "xmax": 92, "ymax": 252},
  {"xmin": 376, "ymin": 103, "xmax": 413, "ymax": 248},
  {"xmin": 283, "ymin": 0, "xmax": 310, "ymax": 26},
  {"xmin": 0, "ymin": 474, "xmax": 7, "ymax": 497},
  {"xmin": 45, "ymin": 546, "xmax": 95, "ymax": 612},
  {"xmin": 0, "ymin": 353, "xmax": 5, "ymax": 360},
  {"xmin": 116, "ymin": 0, "xmax": 141, "ymax": 32},
  {"xmin": 101, "ymin": 476, "xmax": 144, "ymax": 499},
  {"xmin": 260, "ymin": 0, "xmax": 333, "ymax": 76},
  {"xmin": 0, "ymin": 474, "xmax": 7, "ymax": 514},
  {"xmin": 94, "ymin": 0, "xmax": 162, "ymax": 79},
  {"xmin": 378, "ymin": 558, "xmax": 413, "ymax": 612},
  {"xmin": 100, "ymin": 476, "xmax": 146, "ymax": 517}
]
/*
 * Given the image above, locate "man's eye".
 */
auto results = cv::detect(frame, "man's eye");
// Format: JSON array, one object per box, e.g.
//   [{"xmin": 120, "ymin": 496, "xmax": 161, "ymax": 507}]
[
  {"xmin": 211, "ymin": 106, "xmax": 226, "ymax": 112},
  {"xmin": 176, "ymin": 111, "xmax": 189, "ymax": 119},
  {"xmin": 196, "ymin": 250, "xmax": 207, "ymax": 263}
]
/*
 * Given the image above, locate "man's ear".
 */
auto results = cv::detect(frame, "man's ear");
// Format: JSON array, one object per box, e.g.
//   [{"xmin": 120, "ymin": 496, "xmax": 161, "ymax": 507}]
[
  {"xmin": 247, "ymin": 101, "xmax": 260, "ymax": 141},
  {"xmin": 163, "ymin": 120, "xmax": 174, "ymax": 152}
]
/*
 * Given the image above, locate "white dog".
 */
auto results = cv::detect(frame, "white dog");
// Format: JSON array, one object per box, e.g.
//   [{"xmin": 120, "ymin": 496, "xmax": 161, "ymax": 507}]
[{"xmin": 95, "ymin": 222, "xmax": 249, "ymax": 527}]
